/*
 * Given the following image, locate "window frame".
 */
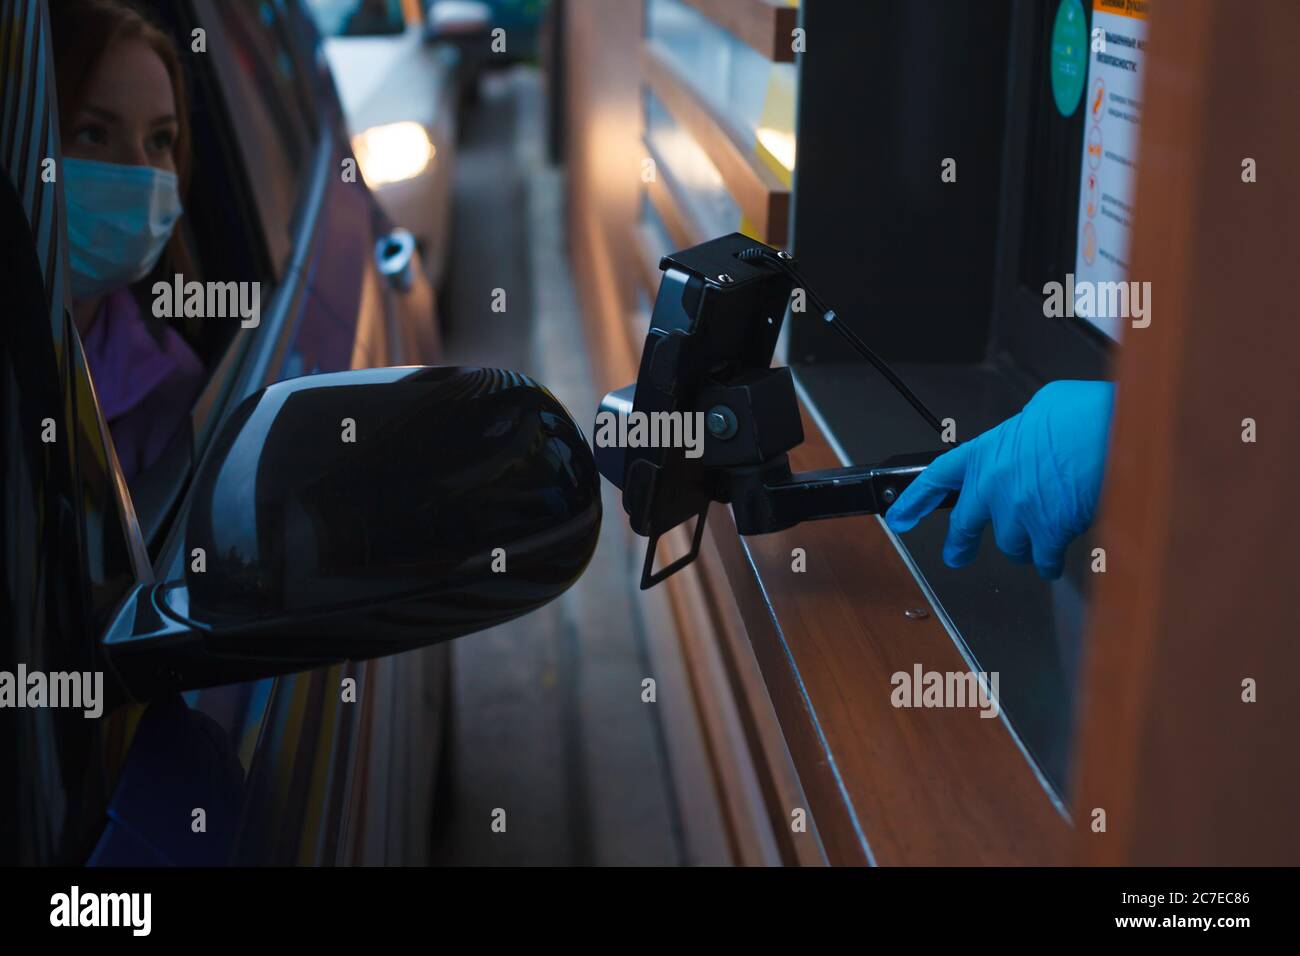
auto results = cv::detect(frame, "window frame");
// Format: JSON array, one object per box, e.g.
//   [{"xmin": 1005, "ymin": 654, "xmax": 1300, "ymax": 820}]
[
  {"xmin": 988, "ymin": 0, "xmax": 1112, "ymax": 385},
  {"xmin": 193, "ymin": 0, "xmax": 321, "ymax": 279}
]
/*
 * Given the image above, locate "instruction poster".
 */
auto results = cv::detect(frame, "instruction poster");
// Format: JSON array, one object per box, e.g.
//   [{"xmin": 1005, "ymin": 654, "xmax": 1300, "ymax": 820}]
[{"xmin": 1074, "ymin": 0, "xmax": 1149, "ymax": 341}]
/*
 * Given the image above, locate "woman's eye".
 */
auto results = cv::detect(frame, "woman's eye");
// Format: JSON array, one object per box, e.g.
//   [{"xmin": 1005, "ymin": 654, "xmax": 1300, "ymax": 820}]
[
  {"xmin": 73, "ymin": 124, "xmax": 108, "ymax": 147},
  {"xmin": 149, "ymin": 129, "xmax": 176, "ymax": 152}
]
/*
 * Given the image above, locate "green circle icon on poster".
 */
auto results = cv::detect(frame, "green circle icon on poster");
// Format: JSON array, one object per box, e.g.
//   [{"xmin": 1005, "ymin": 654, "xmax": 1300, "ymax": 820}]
[{"xmin": 1050, "ymin": 0, "xmax": 1088, "ymax": 117}]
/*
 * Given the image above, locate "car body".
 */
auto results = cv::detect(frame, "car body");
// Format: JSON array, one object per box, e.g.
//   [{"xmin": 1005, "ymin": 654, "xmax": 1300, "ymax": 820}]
[
  {"xmin": 0, "ymin": 0, "xmax": 449, "ymax": 865},
  {"xmin": 305, "ymin": 0, "xmax": 461, "ymax": 289}
]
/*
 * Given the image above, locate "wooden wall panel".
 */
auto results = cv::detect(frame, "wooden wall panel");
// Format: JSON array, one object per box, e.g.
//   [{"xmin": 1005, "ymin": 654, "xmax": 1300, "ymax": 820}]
[
  {"xmin": 1074, "ymin": 0, "xmax": 1300, "ymax": 866},
  {"xmin": 564, "ymin": 0, "xmax": 823, "ymax": 866},
  {"xmin": 643, "ymin": 44, "xmax": 790, "ymax": 244},
  {"xmin": 679, "ymin": 0, "xmax": 798, "ymax": 63},
  {"xmin": 564, "ymin": 0, "xmax": 645, "ymax": 375},
  {"xmin": 565, "ymin": 0, "xmax": 776, "ymax": 865}
]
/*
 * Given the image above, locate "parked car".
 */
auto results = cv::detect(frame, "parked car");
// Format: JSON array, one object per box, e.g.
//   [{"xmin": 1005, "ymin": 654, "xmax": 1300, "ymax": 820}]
[
  {"xmin": 304, "ymin": 0, "xmax": 474, "ymax": 290},
  {"xmin": 0, "ymin": 0, "xmax": 599, "ymax": 866}
]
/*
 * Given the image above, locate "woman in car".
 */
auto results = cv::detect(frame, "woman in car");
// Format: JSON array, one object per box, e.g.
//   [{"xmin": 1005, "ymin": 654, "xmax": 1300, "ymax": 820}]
[{"xmin": 50, "ymin": 0, "xmax": 203, "ymax": 484}]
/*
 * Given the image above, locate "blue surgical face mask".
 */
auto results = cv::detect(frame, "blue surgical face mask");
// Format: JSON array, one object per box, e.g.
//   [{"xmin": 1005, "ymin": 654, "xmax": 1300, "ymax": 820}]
[{"xmin": 63, "ymin": 157, "xmax": 183, "ymax": 300}]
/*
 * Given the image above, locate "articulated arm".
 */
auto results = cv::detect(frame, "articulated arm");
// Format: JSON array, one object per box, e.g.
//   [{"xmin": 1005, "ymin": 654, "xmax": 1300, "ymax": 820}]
[{"xmin": 726, "ymin": 453, "xmax": 957, "ymax": 536}]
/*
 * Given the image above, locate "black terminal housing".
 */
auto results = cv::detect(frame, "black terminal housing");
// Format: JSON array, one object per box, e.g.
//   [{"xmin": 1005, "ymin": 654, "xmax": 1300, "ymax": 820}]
[{"xmin": 595, "ymin": 233, "xmax": 950, "ymax": 589}]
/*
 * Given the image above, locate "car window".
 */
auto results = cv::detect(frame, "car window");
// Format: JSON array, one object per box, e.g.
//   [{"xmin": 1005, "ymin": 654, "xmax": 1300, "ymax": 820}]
[
  {"xmin": 304, "ymin": 0, "xmax": 407, "ymax": 37},
  {"xmin": 35, "ymin": 0, "xmax": 334, "ymax": 562},
  {"xmin": 42, "ymin": 1, "xmax": 275, "ymax": 552},
  {"xmin": 209, "ymin": 0, "xmax": 320, "ymax": 261}
]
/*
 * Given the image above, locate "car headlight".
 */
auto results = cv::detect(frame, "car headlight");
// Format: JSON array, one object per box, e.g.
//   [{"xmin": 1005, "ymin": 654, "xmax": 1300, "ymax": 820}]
[{"xmin": 351, "ymin": 122, "xmax": 436, "ymax": 188}]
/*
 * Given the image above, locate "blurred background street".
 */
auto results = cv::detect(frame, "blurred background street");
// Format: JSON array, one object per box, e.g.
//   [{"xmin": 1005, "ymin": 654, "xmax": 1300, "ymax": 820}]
[{"xmin": 430, "ymin": 66, "xmax": 681, "ymax": 864}]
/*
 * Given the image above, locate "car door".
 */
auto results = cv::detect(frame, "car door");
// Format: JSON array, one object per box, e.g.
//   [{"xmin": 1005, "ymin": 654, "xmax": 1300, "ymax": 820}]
[
  {"xmin": 279, "ymin": 0, "xmax": 449, "ymax": 863},
  {"xmin": 1, "ymin": 0, "xmax": 445, "ymax": 865},
  {"xmin": 1, "ymin": 0, "xmax": 155, "ymax": 866},
  {"xmin": 187, "ymin": 0, "xmax": 447, "ymax": 865},
  {"xmin": 99, "ymin": 0, "xmax": 447, "ymax": 864}
]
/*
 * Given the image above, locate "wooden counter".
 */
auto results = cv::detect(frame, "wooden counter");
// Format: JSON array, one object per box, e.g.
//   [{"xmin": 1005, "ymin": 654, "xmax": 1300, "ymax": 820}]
[{"xmin": 707, "ymin": 399, "xmax": 1070, "ymax": 865}]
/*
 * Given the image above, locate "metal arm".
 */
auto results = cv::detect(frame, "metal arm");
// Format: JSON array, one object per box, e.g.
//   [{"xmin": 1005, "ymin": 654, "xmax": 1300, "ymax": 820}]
[{"xmin": 727, "ymin": 455, "xmax": 956, "ymax": 536}]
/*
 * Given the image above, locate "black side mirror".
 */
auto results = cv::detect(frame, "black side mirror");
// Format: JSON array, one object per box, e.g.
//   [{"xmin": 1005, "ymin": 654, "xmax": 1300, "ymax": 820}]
[{"xmin": 104, "ymin": 367, "xmax": 600, "ymax": 698}]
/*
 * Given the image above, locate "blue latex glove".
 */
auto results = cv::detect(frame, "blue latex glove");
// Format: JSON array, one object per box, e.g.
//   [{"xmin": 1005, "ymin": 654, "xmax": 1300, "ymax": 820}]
[{"xmin": 885, "ymin": 380, "xmax": 1115, "ymax": 580}]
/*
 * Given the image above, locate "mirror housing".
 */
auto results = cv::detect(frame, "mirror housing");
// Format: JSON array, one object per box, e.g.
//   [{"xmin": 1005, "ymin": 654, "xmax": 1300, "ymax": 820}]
[{"xmin": 104, "ymin": 367, "xmax": 600, "ymax": 698}]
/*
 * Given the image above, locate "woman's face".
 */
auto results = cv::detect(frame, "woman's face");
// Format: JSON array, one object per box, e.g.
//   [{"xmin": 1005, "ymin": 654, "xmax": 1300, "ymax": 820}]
[{"xmin": 64, "ymin": 37, "xmax": 178, "ymax": 172}]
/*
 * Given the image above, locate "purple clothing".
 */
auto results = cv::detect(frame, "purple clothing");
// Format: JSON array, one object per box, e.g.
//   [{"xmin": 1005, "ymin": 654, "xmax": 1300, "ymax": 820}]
[{"xmin": 82, "ymin": 287, "xmax": 204, "ymax": 483}]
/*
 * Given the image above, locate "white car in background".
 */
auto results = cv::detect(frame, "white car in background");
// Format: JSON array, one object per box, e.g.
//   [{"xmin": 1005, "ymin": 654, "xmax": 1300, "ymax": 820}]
[{"xmin": 305, "ymin": 0, "xmax": 487, "ymax": 289}]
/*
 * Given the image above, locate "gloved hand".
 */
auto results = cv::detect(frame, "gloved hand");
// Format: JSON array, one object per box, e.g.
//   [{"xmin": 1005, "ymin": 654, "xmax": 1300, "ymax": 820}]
[{"xmin": 884, "ymin": 380, "xmax": 1116, "ymax": 579}]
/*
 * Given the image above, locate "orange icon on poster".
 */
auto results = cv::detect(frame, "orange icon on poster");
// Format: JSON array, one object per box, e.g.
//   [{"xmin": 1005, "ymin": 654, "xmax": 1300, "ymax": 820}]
[
  {"xmin": 1086, "ymin": 124, "xmax": 1103, "ymax": 170},
  {"xmin": 1082, "ymin": 221, "xmax": 1097, "ymax": 266},
  {"xmin": 1086, "ymin": 172, "xmax": 1098, "ymax": 218},
  {"xmin": 1091, "ymin": 78, "xmax": 1105, "ymax": 119}
]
